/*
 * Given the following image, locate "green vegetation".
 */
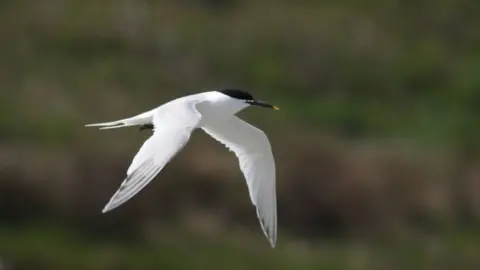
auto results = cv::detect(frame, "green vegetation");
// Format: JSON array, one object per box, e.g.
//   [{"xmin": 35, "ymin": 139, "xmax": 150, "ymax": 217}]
[
  {"xmin": 1, "ymin": 224, "xmax": 480, "ymax": 270},
  {"xmin": 1, "ymin": 1, "xmax": 478, "ymax": 148},
  {"xmin": 1, "ymin": 0, "xmax": 479, "ymax": 269}
]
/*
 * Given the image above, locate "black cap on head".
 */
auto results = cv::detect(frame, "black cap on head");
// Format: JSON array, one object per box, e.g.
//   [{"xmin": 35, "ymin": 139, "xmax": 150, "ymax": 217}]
[
  {"xmin": 218, "ymin": 88, "xmax": 254, "ymax": 101},
  {"xmin": 218, "ymin": 88, "xmax": 280, "ymax": 110}
]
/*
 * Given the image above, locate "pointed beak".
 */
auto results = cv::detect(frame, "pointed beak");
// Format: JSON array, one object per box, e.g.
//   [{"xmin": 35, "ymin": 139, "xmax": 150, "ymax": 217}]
[{"xmin": 247, "ymin": 100, "xmax": 280, "ymax": 110}]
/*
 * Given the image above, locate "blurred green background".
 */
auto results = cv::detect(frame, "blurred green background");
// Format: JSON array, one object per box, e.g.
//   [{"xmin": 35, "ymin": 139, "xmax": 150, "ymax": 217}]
[{"xmin": 1, "ymin": 0, "xmax": 480, "ymax": 269}]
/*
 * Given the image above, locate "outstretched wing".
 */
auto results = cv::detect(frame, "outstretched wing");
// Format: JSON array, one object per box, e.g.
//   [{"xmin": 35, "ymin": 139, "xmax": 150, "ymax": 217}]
[
  {"xmin": 201, "ymin": 116, "xmax": 277, "ymax": 247},
  {"xmin": 102, "ymin": 101, "xmax": 203, "ymax": 213}
]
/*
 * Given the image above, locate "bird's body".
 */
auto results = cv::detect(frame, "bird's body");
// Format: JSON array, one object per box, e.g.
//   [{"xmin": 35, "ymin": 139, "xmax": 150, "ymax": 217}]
[{"xmin": 86, "ymin": 89, "xmax": 279, "ymax": 247}]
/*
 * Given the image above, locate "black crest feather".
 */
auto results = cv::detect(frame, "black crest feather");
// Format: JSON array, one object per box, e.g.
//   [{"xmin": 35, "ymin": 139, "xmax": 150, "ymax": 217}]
[{"xmin": 219, "ymin": 88, "xmax": 254, "ymax": 100}]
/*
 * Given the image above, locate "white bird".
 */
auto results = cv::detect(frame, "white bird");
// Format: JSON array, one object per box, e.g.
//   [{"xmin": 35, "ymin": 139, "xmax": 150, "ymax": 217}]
[{"xmin": 85, "ymin": 89, "xmax": 280, "ymax": 247}]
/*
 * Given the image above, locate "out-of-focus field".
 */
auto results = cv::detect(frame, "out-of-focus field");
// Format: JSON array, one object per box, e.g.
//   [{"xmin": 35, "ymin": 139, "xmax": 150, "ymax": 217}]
[{"xmin": 0, "ymin": 0, "xmax": 479, "ymax": 269}]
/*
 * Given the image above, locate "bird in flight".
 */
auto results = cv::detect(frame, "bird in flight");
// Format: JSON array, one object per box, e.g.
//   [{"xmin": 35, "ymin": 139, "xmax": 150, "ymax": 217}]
[{"xmin": 85, "ymin": 89, "xmax": 279, "ymax": 247}]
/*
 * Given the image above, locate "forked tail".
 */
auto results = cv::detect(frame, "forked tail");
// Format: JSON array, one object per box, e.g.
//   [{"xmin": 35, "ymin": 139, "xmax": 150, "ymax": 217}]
[{"xmin": 85, "ymin": 110, "xmax": 155, "ymax": 130}]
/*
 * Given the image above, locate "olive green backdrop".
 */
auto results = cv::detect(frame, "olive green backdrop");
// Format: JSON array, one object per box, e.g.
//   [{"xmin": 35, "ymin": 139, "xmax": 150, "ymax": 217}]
[{"xmin": 0, "ymin": 0, "xmax": 479, "ymax": 269}]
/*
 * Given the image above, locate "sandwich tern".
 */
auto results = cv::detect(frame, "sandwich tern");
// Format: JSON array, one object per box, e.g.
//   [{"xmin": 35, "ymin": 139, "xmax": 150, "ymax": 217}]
[{"xmin": 86, "ymin": 89, "xmax": 279, "ymax": 247}]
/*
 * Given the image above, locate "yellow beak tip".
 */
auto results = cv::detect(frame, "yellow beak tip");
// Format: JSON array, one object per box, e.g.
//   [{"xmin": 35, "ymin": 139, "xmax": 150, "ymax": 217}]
[{"xmin": 273, "ymin": 106, "xmax": 280, "ymax": 110}]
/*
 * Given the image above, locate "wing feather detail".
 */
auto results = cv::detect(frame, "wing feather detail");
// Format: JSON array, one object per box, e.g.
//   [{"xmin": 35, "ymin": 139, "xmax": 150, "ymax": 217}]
[
  {"xmin": 102, "ymin": 101, "xmax": 203, "ymax": 213},
  {"xmin": 201, "ymin": 116, "xmax": 277, "ymax": 247}
]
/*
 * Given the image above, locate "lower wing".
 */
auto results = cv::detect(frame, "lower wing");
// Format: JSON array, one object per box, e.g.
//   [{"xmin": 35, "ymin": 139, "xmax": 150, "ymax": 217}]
[{"xmin": 201, "ymin": 116, "xmax": 277, "ymax": 247}]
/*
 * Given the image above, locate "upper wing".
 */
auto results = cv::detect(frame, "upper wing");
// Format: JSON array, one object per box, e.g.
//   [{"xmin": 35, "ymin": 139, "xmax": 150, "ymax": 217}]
[
  {"xmin": 102, "ymin": 101, "xmax": 203, "ymax": 213},
  {"xmin": 201, "ymin": 116, "xmax": 277, "ymax": 247}
]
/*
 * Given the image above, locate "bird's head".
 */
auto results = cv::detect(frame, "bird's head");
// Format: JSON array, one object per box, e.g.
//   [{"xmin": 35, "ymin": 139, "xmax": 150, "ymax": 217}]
[{"xmin": 218, "ymin": 89, "xmax": 279, "ymax": 110}]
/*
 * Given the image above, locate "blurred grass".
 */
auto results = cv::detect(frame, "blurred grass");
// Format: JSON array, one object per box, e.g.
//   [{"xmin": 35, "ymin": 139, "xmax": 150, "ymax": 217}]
[
  {"xmin": 0, "ymin": 0, "xmax": 479, "ymax": 149},
  {"xmin": 1, "ymin": 0, "xmax": 480, "ymax": 269},
  {"xmin": 1, "ymin": 223, "xmax": 480, "ymax": 270}
]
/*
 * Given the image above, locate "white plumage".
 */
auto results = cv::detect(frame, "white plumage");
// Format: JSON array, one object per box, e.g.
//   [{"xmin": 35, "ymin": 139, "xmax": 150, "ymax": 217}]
[{"xmin": 86, "ymin": 89, "xmax": 279, "ymax": 247}]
